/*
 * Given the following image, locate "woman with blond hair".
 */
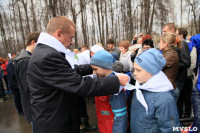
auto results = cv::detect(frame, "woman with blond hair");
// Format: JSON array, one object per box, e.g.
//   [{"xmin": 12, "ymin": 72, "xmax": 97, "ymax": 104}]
[{"xmin": 160, "ymin": 33, "xmax": 181, "ymax": 101}]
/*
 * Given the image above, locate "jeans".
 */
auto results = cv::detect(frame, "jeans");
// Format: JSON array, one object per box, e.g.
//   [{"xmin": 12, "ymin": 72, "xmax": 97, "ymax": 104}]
[{"xmin": 172, "ymin": 87, "xmax": 180, "ymax": 103}]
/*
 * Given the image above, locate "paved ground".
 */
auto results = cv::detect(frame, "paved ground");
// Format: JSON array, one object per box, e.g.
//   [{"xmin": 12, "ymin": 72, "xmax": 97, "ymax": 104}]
[{"xmin": 0, "ymin": 94, "xmax": 99, "ymax": 133}]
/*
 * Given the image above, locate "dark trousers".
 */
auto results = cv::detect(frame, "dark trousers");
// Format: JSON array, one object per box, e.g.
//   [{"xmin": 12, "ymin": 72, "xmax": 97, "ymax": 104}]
[
  {"xmin": 178, "ymin": 77, "xmax": 193, "ymax": 117},
  {"xmin": 3, "ymin": 75, "xmax": 9, "ymax": 91},
  {"xmin": 12, "ymin": 88, "xmax": 23, "ymax": 113},
  {"xmin": 79, "ymin": 96, "xmax": 88, "ymax": 125},
  {"xmin": 0, "ymin": 79, "xmax": 5, "ymax": 98},
  {"xmin": 80, "ymin": 96, "xmax": 88, "ymax": 118},
  {"xmin": 177, "ymin": 81, "xmax": 184, "ymax": 118}
]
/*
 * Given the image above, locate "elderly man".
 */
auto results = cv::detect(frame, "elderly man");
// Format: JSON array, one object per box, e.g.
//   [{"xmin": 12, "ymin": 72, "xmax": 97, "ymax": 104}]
[{"xmin": 27, "ymin": 16, "xmax": 129, "ymax": 133}]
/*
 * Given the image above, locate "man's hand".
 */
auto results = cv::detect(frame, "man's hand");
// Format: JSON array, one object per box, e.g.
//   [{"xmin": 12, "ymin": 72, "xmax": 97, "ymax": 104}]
[{"xmin": 117, "ymin": 75, "xmax": 129, "ymax": 86}]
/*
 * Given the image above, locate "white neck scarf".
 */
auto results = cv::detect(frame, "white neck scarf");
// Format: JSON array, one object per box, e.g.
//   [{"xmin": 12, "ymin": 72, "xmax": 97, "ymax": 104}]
[
  {"xmin": 125, "ymin": 71, "xmax": 173, "ymax": 114},
  {"xmin": 37, "ymin": 32, "xmax": 75, "ymax": 69}
]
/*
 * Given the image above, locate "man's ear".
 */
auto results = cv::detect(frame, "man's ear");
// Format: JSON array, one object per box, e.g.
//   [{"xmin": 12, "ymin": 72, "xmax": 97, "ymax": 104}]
[
  {"xmin": 172, "ymin": 28, "xmax": 175, "ymax": 33},
  {"xmin": 30, "ymin": 40, "xmax": 36, "ymax": 45},
  {"xmin": 165, "ymin": 42, "xmax": 168, "ymax": 47},
  {"xmin": 52, "ymin": 30, "xmax": 62, "ymax": 41}
]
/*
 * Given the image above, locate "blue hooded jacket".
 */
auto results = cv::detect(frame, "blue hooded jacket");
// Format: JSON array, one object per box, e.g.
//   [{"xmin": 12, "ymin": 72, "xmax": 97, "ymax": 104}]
[{"xmin": 191, "ymin": 34, "xmax": 200, "ymax": 132}]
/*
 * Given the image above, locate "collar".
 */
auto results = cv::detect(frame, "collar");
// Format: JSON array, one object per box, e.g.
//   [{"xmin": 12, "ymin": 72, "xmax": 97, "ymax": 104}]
[
  {"xmin": 37, "ymin": 32, "xmax": 75, "ymax": 69},
  {"xmin": 26, "ymin": 50, "xmax": 32, "ymax": 56},
  {"xmin": 125, "ymin": 71, "xmax": 173, "ymax": 114}
]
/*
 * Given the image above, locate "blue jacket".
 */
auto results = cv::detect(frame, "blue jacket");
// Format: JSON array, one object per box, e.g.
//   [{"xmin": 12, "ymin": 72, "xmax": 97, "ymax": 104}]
[
  {"xmin": 192, "ymin": 86, "xmax": 200, "ymax": 131},
  {"xmin": 130, "ymin": 90, "xmax": 180, "ymax": 133},
  {"xmin": 191, "ymin": 34, "xmax": 200, "ymax": 132},
  {"xmin": 109, "ymin": 72, "xmax": 128, "ymax": 133}
]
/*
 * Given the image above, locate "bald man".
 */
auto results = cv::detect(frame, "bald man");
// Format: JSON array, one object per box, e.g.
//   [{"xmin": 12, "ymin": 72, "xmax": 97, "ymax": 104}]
[{"xmin": 27, "ymin": 16, "xmax": 129, "ymax": 133}]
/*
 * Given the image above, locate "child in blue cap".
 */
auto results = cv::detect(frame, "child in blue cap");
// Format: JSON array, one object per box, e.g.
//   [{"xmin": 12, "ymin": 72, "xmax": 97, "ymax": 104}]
[
  {"xmin": 128, "ymin": 48, "xmax": 181, "ymax": 132},
  {"xmin": 90, "ymin": 50, "xmax": 127, "ymax": 133}
]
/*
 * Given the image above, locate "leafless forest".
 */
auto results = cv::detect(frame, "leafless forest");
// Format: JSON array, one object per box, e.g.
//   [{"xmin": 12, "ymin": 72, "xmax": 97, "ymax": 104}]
[{"xmin": 0, "ymin": 0, "xmax": 199, "ymax": 58}]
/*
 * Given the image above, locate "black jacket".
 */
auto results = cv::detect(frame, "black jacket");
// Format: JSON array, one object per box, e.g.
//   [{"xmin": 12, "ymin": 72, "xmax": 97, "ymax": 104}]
[
  {"xmin": 7, "ymin": 59, "xmax": 18, "ymax": 89},
  {"xmin": 28, "ymin": 44, "xmax": 120, "ymax": 133},
  {"xmin": 13, "ymin": 49, "xmax": 32, "ymax": 122},
  {"xmin": 176, "ymin": 40, "xmax": 191, "ymax": 82}
]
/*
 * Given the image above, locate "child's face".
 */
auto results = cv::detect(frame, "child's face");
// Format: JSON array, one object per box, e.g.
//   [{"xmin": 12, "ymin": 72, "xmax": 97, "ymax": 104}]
[
  {"xmin": 133, "ymin": 63, "xmax": 152, "ymax": 83},
  {"xmin": 91, "ymin": 65, "xmax": 108, "ymax": 78},
  {"xmin": 119, "ymin": 47, "xmax": 127, "ymax": 54}
]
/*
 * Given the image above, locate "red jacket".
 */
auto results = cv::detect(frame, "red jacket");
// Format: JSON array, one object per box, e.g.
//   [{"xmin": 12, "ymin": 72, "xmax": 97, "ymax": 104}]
[
  {"xmin": 1, "ymin": 61, "xmax": 8, "ymax": 75},
  {"xmin": 95, "ymin": 95, "xmax": 114, "ymax": 133}
]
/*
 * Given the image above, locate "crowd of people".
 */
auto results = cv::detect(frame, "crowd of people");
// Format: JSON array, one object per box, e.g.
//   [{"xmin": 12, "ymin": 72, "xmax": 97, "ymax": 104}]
[{"xmin": 0, "ymin": 16, "xmax": 200, "ymax": 133}]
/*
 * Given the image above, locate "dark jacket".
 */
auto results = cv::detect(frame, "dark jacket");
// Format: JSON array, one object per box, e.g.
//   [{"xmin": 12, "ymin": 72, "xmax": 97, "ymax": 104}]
[
  {"xmin": 192, "ymin": 86, "xmax": 200, "ymax": 131},
  {"xmin": 28, "ymin": 44, "xmax": 120, "ymax": 133},
  {"xmin": 0, "ymin": 67, "xmax": 4, "ymax": 79},
  {"xmin": 7, "ymin": 59, "xmax": 18, "ymax": 89},
  {"xmin": 162, "ymin": 47, "xmax": 179, "ymax": 88},
  {"xmin": 13, "ymin": 49, "xmax": 32, "ymax": 122},
  {"xmin": 176, "ymin": 40, "xmax": 191, "ymax": 82}
]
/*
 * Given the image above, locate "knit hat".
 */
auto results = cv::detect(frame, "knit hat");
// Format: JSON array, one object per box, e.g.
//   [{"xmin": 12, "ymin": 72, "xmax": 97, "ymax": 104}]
[
  {"xmin": 134, "ymin": 48, "xmax": 166, "ymax": 74},
  {"xmin": 112, "ymin": 61, "xmax": 124, "ymax": 73},
  {"xmin": 91, "ymin": 45, "xmax": 104, "ymax": 53},
  {"xmin": 90, "ymin": 50, "xmax": 114, "ymax": 69}
]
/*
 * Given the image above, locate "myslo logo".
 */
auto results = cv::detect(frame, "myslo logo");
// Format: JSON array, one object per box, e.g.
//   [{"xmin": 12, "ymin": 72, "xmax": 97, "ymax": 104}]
[{"xmin": 172, "ymin": 126, "xmax": 198, "ymax": 131}]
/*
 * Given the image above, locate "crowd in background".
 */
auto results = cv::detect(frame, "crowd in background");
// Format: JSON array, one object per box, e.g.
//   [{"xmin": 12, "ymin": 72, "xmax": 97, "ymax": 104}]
[{"xmin": 0, "ymin": 17, "xmax": 200, "ymax": 133}]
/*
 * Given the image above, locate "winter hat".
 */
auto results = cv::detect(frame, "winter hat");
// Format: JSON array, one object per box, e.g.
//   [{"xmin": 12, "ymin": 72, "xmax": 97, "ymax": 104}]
[
  {"xmin": 112, "ymin": 61, "xmax": 124, "ymax": 73},
  {"xmin": 90, "ymin": 50, "xmax": 114, "ymax": 69},
  {"xmin": 134, "ymin": 48, "xmax": 166, "ymax": 74},
  {"xmin": 91, "ymin": 45, "xmax": 104, "ymax": 53}
]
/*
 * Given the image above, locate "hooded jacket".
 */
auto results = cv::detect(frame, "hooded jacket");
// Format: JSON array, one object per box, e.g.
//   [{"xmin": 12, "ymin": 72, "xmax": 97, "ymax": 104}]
[
  {"xmin": 191, "ymin": 34, "xmax": 200, "ymax": 131},
  {"xmin": 13, "ymin": 49, "xmax": 32, "ymax": 122},
  {"xmin": 130, "ymin": 71, "xmax": 180, "ymax": 133}
]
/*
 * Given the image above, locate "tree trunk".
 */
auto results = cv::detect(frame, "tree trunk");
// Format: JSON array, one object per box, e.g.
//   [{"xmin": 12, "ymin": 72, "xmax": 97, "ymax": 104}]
[
  {"xmin": 21, "ymin": 0, "xmax": 31, "ymax": 33},
  {"xmin": 148, "ymin": 0, "xmax": 156, "ymax": 34},
  {"xmin": 17, "ymin": 1, "xmax": 26, "ymax": 48},
  {"xmin": 0, "ymin": 12, "xmax": 8, "ymax": 57},
  {"xmin": 100, "ymin": 0, "xmax": 105, "ymax": 44},
  {"xmin": 109, "ymin": 0, "xmax": 114, "ymax": 37},
  {"xmin": 191, "ymin": 3, "xmax": 198, "ymax": 34},
  {"xmin": 70, "ymin": 0, "xmax": 78, "ymax": 48},
  {"xmin": 180, "ymin": 0, "xmax": 182, "ymax": 27},
  {"xmin": 96, "ymin": 0, "xmax": 102, "ymax": 43},
  {"xmin": 127, "ymin": 0, "xmax": 133, "ymax": 41},
  {"xmin": 80, "ymin": 0, "xmax": 87, "ymax": 45},
  {"xmin": 105, "ymin": 0, "xmax": 109, "ymax": 40},
  {"xmin": 140, "ymin": 1, "xmax": 143, "ymax": 33},
  {"xmin": 49, "ymin": 0, "xmax": 57, "ymax": 17},
  {"xmin": 11, "ymin": 0, "xmax": 20, "ymax": 51},
  {"xmin": 31, "ymin": 0, "xmax": 37, "ymax": 31}
]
